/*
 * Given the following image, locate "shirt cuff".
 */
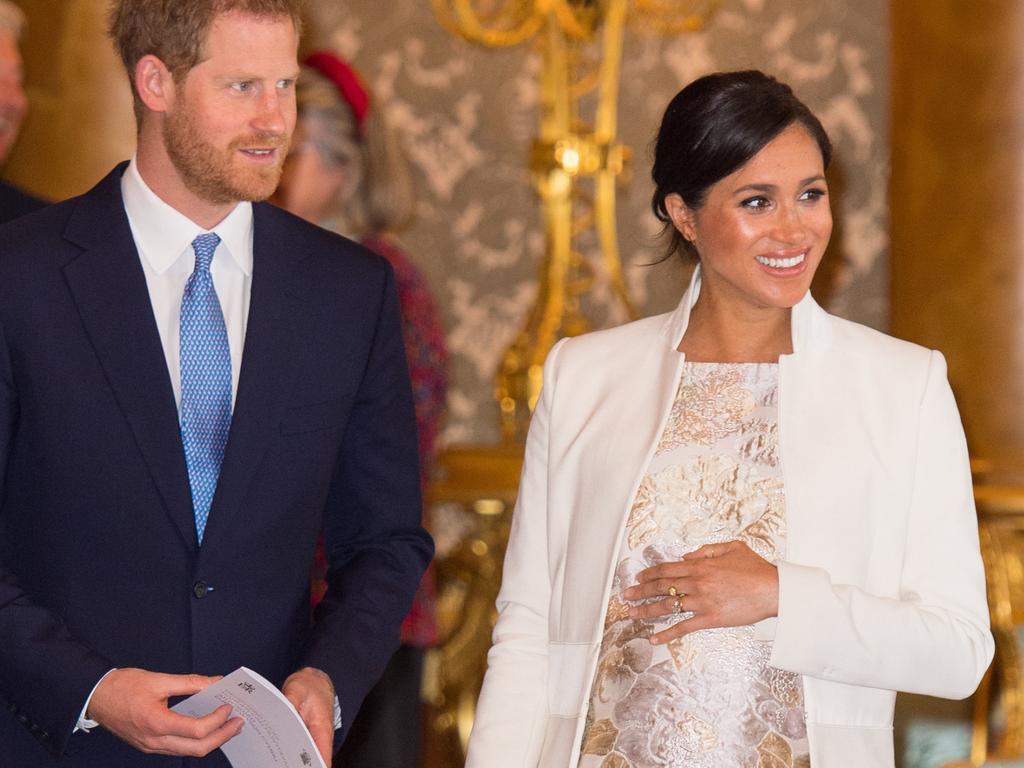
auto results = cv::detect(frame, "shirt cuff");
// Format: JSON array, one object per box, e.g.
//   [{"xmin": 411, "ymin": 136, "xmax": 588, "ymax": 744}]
[
  {"xmin": 333, "ymin": 695, "xmax": 342, "ymax": 731},
  {"xmin": 75, "ymin": 669, "xmax": 117, "ymax": 733}
]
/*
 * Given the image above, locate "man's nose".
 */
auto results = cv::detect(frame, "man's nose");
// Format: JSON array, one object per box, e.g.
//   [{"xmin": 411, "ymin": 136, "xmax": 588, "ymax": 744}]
[{"xmin": 252, "ymin": 90, "xmax": 288, "ymax": 136}]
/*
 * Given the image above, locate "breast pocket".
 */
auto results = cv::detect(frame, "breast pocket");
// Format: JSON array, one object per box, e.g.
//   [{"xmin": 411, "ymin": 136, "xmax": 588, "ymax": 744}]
[{"xmin": 280, "ymin": 399, "xmax": 345, "ymax": 436}]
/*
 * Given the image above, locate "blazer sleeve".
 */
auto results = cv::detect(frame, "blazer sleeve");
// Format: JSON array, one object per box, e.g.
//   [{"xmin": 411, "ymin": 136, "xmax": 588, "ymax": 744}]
[
  {"xmin": 770, "ymin": 350, "xmax": 994, "ymax": 698},
  {"xmin": 301, "ymin": 263, "xmax": 434, "ymax": 735},
  {"xmin": 0, "ymin": 320, "xmax": 112, "ymax": 757},
  {"xmin": 465, "ymin": 339, "xmax": 567, "ymax": 768}
]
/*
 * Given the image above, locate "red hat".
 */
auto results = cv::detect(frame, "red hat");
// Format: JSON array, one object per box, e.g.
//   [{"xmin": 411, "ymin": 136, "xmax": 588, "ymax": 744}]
[{"xmin": 304, "ymin": 50, "xmax": 370, "ymax": 133}]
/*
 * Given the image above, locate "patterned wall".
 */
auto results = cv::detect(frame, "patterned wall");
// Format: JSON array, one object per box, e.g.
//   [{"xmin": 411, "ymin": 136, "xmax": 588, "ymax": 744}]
[{"xmin": 308, "ymin": 0, "xmax": 889, "ymax": 447}]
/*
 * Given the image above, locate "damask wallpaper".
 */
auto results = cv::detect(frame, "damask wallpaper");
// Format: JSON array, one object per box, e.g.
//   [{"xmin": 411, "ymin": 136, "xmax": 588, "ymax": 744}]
[{"xmin": 312, "ymin": 0, "xmax": 886, "ymax": 447}]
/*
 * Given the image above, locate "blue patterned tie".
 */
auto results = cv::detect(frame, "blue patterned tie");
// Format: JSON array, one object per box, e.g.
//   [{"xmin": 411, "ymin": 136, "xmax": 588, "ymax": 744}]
[{"xmin": 180, "ymin": 232, "xmax": 232, "ymax": 544}]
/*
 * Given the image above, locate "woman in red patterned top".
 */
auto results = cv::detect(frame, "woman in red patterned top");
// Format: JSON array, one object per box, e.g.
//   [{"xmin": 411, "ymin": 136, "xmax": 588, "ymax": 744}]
[{"xmin": 274, "ymin": 50, "xmax": 447, "ymax": 767}]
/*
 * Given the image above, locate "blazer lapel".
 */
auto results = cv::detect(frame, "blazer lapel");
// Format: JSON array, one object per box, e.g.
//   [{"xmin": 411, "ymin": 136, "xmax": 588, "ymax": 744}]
[
  {"xmin": 560, "ymin": 269, "xmax": 700, "ymax": 641},
  {"xmin": 197, "ymin": 206, "xmax": 312, "ymax": 551},
  {"xmin": 61, "ymin": 165, "xmax": 197, "ymax": 550},
  {"xmin": 560, "ymin": 330, "xmax": 687, "ymax": 642}
]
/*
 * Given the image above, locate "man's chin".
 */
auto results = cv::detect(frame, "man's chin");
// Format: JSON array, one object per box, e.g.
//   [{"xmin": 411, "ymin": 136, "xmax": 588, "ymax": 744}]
[
  {"xmin": 199, "ymin": 168, "xmax": 283, "ymax": 205},
  {"xmin": 233, "ymin": 166, "xmax": 285, "ymax": 202}
]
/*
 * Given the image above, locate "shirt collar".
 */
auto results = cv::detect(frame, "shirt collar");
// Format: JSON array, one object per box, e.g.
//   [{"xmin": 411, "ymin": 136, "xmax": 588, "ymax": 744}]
[{"xmin": 121, "ymin": 156, "xmax": 254, "ymax": 276}]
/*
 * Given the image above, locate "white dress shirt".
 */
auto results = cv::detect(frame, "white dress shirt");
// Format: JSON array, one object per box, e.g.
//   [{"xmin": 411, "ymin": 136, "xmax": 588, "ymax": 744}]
[
  {"xmin": 122, "ymin": 156, "xmax": 253, "ymax": 409},
  {"xmin": 76, "ymin": 159, "xmax": 341, "ymax": 736}
]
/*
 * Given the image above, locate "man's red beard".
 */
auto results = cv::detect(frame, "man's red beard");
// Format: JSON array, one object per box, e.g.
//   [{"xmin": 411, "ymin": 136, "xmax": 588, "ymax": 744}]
[{"xmin": 164, "ymin": 106, "xmax": 290, "ymax": 205}]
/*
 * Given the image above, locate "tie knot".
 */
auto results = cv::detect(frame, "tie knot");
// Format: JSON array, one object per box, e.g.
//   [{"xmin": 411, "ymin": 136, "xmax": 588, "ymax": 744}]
[{"xmin": 191, "ymin": 233, "xmax": 221, "ymax": 273}]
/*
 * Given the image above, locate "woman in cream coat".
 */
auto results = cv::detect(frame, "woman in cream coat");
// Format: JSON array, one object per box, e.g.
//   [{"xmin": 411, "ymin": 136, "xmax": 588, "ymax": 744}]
[{"xmin": 466, "ymin": 71, "xmax": 992, "ymax": 768}]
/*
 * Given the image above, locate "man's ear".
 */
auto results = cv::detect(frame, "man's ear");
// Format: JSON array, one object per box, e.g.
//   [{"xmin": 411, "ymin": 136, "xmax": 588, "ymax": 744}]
[
  {"xmin": 663, "ymin": 193, "xmax": 697, "ymax": 245},
  {"xmin": 135, "ymin": 55, "xmax": 176, "ymax": 114}
]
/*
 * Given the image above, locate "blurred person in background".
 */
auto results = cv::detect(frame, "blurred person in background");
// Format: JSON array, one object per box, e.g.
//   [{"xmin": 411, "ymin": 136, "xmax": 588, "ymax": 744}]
[
  {"xmin": 274, "ymin": 50, "xmax": 448, "ymax": 768},
  {"xmin": 0, "ymin": 0, "xmax": 45, "ymax": 222}
]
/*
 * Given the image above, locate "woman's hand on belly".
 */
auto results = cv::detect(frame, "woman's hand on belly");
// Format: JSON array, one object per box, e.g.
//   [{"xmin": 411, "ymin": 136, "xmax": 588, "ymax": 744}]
[{"xmin": 623, "ymin": 540, "xmax": 779, "ymax": 644}]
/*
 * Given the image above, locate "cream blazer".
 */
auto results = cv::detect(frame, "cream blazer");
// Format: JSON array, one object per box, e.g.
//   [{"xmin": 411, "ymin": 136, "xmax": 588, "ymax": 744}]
[{"xmin": 466, "ymin": 270, "xmax": 994, "ymax": 768}]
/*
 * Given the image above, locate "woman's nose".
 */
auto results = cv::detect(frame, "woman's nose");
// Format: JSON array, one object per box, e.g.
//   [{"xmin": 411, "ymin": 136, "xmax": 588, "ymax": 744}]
[{"xmin": 771, "ymin": 204, "xmax": 807, "ymax": 244}]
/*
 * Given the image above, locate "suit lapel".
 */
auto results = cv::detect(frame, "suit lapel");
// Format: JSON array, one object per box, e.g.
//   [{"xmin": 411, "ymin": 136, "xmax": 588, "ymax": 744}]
[
  {"xmin": 559, "ymin": 273, "xmax": 700, "ymax": 641},
  {"xmin": 560, "ymin": 332, "xmax": 686, "ymax": 641},
  {"xmin": 61, "ymin": 165, "xmax": 198, "ymax": 550},
  {"xmin": 197, "ymin": 205, "xmax": 313, "ymax": 551}
]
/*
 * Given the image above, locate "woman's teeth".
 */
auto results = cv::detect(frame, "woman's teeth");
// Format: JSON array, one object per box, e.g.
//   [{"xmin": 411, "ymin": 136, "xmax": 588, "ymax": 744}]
[{"xmin": 756, "ymin": 253, "xmax": 805, "ymax": 268}]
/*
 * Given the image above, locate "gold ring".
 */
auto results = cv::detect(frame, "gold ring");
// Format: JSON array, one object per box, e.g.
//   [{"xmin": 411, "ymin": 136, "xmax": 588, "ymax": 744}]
[{"xmin": 668, "ymin": 585, "xmax": 678, "ymax": 598}]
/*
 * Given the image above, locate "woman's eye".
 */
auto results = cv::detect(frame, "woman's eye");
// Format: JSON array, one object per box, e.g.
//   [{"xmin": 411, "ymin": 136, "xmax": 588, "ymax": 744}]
[
  {"xmin": 800, "ymin": 188, "xmax": 827, "ymax": 202},
  {"xmin": 741, "ymin": 196, "xmax": 771, "ymax": 210}
]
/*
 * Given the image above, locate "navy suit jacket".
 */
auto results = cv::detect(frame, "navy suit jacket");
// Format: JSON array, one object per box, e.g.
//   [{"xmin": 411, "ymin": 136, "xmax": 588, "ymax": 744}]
[
  {"xmin": 0, "ymin": 179, "xmax": 47, "ymax": 224},
  {"xmin": 0, "ymin": 164, "xmax": 432, "ymax": 766}
]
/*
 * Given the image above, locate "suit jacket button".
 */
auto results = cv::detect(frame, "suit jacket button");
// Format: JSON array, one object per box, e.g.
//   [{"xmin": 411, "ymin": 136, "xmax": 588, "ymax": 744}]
[{"xmin": 193, "ymin": 580, "xmax": 209, "ymax": 599}]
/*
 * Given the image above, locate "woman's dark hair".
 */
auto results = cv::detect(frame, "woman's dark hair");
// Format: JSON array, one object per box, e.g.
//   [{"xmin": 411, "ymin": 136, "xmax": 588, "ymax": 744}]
[{"xmin": 651, "ymin": 70, "xmax": 832, "ymax": 260}]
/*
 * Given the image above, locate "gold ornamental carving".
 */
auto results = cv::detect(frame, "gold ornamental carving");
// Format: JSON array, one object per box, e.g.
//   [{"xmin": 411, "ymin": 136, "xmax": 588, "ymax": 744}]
[{"xmin": 945, "ymin": 466, "xmax": 1024, "ymax": 767}]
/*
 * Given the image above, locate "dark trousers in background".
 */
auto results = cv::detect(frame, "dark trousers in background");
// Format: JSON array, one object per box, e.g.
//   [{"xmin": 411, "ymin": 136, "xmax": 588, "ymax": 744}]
[{"xmin": 335, "ymin": 645, "xmax": 425, "ymax": 767}]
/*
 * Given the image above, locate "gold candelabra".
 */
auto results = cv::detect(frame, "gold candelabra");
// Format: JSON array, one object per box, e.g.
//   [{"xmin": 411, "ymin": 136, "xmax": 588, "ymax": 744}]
[{"xmin": 434, "ymin": 0, "xmax": 717, "ymax": 442}]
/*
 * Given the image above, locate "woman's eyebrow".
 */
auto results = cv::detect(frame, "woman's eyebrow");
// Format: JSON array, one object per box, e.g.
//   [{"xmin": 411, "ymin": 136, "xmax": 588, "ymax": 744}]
[{"xmin": 733, "ymin": 176, "xmax": 827, "ymax": 195}]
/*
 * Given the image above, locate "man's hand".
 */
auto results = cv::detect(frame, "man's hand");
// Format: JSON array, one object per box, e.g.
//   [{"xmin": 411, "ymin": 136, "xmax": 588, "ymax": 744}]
[
  {"xmin": 283, "ymin": 667, "xmax": 335, "ymax": 766},
  {"xmin": 87, "ymin": 668, "xmax": 243, "ymax": 756},
  {"xmin": 623, "ymin": 540, "xmax": 780, "ymax": 644}
]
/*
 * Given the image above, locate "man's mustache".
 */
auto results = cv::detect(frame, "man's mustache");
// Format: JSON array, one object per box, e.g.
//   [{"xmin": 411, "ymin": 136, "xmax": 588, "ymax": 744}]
[{"xmin": 230, "ymin": 134, "xmax": 290, "ymax": 152}]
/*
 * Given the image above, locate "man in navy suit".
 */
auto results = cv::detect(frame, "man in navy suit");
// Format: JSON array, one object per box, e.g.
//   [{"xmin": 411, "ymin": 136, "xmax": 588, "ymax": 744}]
[{"xmin": 0, "ymin": 1, "xmax": 431, "ymax": 765}]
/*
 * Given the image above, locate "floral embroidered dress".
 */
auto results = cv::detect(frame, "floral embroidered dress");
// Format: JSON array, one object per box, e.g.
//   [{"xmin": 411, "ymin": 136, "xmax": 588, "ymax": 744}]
[{"xmin": 578, "ymin": 362, "xmax": 809, "ymax": 768}]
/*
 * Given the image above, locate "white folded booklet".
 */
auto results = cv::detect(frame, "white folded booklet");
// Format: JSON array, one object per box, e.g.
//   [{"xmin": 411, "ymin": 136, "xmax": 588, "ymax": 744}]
[{"xmin": 171, "ymin": 666, "xmax": 326, "ymax": 768}]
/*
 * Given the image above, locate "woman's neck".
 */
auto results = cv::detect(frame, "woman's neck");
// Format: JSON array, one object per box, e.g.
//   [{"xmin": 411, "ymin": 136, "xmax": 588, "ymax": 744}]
[{"xmin": 678, "ymin": 292, "xmax": 793, "ymax": 363}]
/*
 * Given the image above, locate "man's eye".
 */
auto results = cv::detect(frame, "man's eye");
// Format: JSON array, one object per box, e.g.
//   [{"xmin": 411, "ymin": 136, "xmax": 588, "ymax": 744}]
[
  {"xmin": 277, "ymin": 79, "xmax": 295, "ymax": 90},
  {"xmin": 232, "ymin": 81, "xmax": 253, "ymax": 93},
  {"xmin": 741, "ymin": 196, "xmax": 771, "ymax": 210}
]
